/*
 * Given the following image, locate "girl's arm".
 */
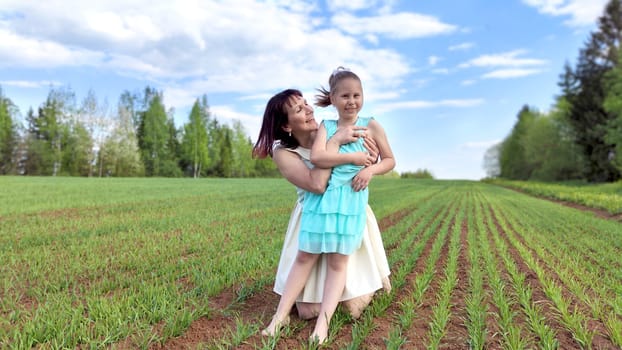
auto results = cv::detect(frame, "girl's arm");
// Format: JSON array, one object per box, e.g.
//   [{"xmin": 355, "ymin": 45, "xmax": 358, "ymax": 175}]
[{"xmin": 310, "ymin": 123, "xmax": 374, "ymax": 168}]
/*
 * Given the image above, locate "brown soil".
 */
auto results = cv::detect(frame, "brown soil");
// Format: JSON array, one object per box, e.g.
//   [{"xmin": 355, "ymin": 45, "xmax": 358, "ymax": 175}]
[{"xmin": 124, "ymin": 192, "xmax": 621, "ymax": 350}]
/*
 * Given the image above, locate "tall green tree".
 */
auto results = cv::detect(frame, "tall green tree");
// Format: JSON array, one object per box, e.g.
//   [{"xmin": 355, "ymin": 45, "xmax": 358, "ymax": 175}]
[
  {"xmin": 522, "ymin": 105, "xmax": 584, "ymax": 181},
  {"xmin": 563, "ymin": 0, "xmax": 622, "ymax": 181},
  {"xmin": 61, "ymin": 121, "xmax": 93, "ymax": 176},
  {"xmin": 181, "ymin": 96, "xmax": 210, "ymax": 178},
  {"xmin": 205, "ymin": 118, "xmax": 222, "ymax": 175},
  {"xmin": 230, "ymin": 120, "xmax": 255, "ymax": 177},
  {"xmin": 162, "ymin": 116, "xmax": 182, "ymax": 177},
  {"xmin": 118, "ymin": 90, "xmax": 140, "ymax": 133},
  {"xmin": 499, "ymin": 105, "xmax": 537, "ymax": 180},
  {"xmin": 603, "ymin": 50, "xmax": 622, "ymax": 172},
  {"xmin": 137, "ymin": 90, "xmax": 170, "ymax": 176},
  {"xmin": 213, "ymin": 124, "xmax": 233, "ymax": 177},
  {"xmin": 22, "ymin": 107, "xmax": 47, "ymax": 175},
  {"xmin": 483, "ymin": 142, "xmax": 501, "ymax": 178},
  {"xmin": 78, "ymin": 89, "xmax": 110, "ymax": 177},
  {"xmin": 98, "ymin": 101, "xmax": 144, "ymax": 177},
  {"xmin": 0, "ymin": 87, "xmax": 18, "ymax": 174},
  {"xmin": 24, "ymin": 88, "xmax": 76, "ymax": 175},
  {"xmin": 253, "ymin": 156, "xmax": 279, "ymax": 177}
]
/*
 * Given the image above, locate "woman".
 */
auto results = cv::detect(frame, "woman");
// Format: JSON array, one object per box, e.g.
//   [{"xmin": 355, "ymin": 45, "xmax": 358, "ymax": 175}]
[{"xmin": 252, "ymin": 89, "xmax": 391, "ymax": 335}]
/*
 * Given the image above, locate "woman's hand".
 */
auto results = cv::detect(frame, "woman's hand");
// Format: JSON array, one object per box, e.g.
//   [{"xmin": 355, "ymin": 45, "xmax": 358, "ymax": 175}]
[
  {"xmin": 352, "ymin": 167, "xmax": 373, "ymax": 192},
  {"xmin": 363, "ymin": 136, "xmax": 379, "ymax": 164}
]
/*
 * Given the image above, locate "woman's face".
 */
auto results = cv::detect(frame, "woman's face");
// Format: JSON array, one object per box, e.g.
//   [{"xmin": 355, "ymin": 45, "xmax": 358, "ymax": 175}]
[{"xmin": 283, "ymin": 95, "xmax": 318, "ymax": 135}]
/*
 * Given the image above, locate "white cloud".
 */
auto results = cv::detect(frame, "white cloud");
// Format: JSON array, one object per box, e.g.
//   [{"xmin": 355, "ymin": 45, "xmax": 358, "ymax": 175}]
[
  {"xmin": 211, "ymin": 105, "xmax": 263, "ymax": 141},
  {"xmin": 461, "ymin": 140, "xmax": 500, "ymax": 149},
  {"xmin": 482, "ymin": 68, "xmax": 543, "ymax": 79},
  {"xmin": 0, "ymin": 80, "xmax": 62, "ymax": 88},
  {"xmin": 374, "ymin": 98, "xmax": 485, "ymax": 114},
  {"xmin": 326, "ymin": 0, "xmax": 398, "ymax": 13},
  {"xmin": 0, "ymin": 0, "xmax": 410, "ymax": 101},
  {"xmin": 327, "ymin": 0, "xmax": 377, "ymax": 11},
  {"xmin": 459, "ymin": 49, "xmax": 548, "ymax": 68},
  {"xmin": 332, "ymin": 13, "xmax": 458, "ymax": 39},
  {"xmin": 428, "ymin": 55, "xmax": 441, "ymax": 66},
  {"xmin": 0, "ymin": 28, "xmax": 103, "ymax": 68},
  {"xmin": 449, "ymin": 42, "xmax": 475, "ymax": 51},
  {"xmin": 522, "ymin": 0, "xmax": 608, "ymax": 27}
]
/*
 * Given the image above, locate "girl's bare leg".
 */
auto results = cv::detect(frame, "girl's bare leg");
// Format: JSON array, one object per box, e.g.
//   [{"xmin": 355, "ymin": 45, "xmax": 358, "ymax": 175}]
[
  {"xmin": 310, "ymin": 253, "xmax": 348, "ymax": 344},
  {"xmin": 263, "ymin": 251, "xmax": 319, "ymax": 336}
]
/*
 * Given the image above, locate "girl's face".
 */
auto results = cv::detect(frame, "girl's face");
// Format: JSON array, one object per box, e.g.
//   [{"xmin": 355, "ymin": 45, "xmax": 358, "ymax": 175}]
[
  {"xmin": 331, "ymin": 77, "xmax": 363, "ymax": 121},
  {"xmin": 283, "ymin": 95, "xmax": 318, "ymax": 135}
]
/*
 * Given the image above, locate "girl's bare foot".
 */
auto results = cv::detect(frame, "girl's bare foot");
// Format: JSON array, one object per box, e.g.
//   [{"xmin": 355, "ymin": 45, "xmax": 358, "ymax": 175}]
[{"xmin": 261, "ymin": 315, "xmax": 290, "ymax": 336}]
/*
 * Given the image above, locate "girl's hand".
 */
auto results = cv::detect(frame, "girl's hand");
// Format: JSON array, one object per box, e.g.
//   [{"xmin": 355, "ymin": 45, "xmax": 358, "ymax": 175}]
[
  {"xmin": 352, "ymin": 168, "xmax": 373, "ymax": 192},
  {"xmin": 331, "ymin": 125, "xmax": 367, "ymax": 145},
  {"xmin": 351, "ymin": 152, "xmax": 375, "ymax": 166}
]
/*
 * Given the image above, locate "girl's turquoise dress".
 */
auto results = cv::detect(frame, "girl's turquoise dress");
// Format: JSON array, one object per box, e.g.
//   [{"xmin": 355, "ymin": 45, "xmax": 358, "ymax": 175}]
[{"xmin": 299, "ymin": 117, "xmax": 371, "ymax": 255}]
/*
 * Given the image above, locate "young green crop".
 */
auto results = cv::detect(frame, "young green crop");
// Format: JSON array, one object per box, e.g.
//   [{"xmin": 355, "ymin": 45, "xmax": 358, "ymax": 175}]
[{"xmin": 1, "ymin": 177, "xmax": 620, "ymax": 349}]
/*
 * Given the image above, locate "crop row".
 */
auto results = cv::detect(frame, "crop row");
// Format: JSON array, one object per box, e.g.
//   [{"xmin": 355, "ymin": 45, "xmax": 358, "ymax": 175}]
[
  {"xmin": 0, "ymin": 178, "xmax": 620, "ymax": 349},
  {"xmin": 487, "ymin": 178, "xmax": 622, "ymax": 214}
]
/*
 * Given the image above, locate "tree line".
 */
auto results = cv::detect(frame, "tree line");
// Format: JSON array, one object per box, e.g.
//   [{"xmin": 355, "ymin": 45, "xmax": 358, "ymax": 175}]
[
  {"xmin": 0, "ymin": 86, "xmax": 279, "ymax": 178},
  {"xmin": 486, "ymin": 0, "xmax": 622, "ymax": 183}
]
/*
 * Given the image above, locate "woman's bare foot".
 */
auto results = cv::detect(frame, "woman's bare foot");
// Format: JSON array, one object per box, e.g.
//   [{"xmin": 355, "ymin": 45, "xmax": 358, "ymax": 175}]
[{"xmin": 261, "ymin": 315, "xmax": 290, "ymax": 336}]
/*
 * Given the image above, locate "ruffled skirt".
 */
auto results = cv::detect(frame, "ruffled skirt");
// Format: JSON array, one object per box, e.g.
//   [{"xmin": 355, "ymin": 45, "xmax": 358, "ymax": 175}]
[
  {"xmin": 299, "ymin": 185, "xmax": 368, "ymax": 255},
  {"xmin": 274, "ymin": 203, "xmax": 391, "ymax": 303}
]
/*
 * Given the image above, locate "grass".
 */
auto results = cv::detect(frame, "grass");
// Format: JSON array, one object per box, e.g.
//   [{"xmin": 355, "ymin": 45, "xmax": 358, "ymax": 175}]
[{"xmin": 1, "ymin": 176, "xmax": 620, "ymax": 348}]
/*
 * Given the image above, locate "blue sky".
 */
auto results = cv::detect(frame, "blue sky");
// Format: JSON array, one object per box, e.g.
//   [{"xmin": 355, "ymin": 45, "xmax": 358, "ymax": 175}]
[{"xmin": 0, "ymin": 0, "xmax": 610, "ymax": 179}]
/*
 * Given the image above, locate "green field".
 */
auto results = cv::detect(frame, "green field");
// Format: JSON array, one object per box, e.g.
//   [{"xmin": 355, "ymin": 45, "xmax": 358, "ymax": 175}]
[
  {"xmin": 0, "ymin": 177, "xmax": 620, "ymax": 349},
  {"xmin": 487, "ymin": 179, "xmax": 622, "ymax": 215}
]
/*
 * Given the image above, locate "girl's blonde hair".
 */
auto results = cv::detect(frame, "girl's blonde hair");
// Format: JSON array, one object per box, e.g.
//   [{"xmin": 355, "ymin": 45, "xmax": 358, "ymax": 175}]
[{"xmin": 314, "ymin": 66, "xmax": 361, "ymax": 107}]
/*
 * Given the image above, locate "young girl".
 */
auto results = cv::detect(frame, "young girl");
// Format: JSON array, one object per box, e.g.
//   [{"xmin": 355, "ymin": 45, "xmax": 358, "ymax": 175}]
[{"xmin": 299, "ymin": 66, "xmax": 396, "ymax": 343}]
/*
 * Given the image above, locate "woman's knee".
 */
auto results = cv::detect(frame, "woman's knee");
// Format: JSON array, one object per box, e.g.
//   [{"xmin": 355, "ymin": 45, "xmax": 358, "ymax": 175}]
[
  {"xmin": 343, "ymin": 293, "xmax": 374, "ymax": 319},
  {"xmin": 296, "ymin": 302, "xmax": 320, "ymax": 320}
]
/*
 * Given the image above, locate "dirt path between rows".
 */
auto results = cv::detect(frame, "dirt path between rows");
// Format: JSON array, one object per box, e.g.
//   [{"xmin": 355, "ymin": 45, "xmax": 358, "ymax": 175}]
[{"xmin": 133, "ymin": 191, "xmax": 620, "ymax": 350}]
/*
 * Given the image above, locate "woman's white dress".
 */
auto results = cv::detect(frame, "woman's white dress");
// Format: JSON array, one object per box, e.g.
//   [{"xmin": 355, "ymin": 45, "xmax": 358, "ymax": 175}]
[{"xmin": 273, "ymin": 146, "xmax": 391, "ymax": 303}]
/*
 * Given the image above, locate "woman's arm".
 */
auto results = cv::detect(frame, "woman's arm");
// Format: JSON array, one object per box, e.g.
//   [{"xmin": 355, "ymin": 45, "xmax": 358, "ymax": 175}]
[
  {"xmin": 366, "ymin": 119, "xmax": 396, "ymax": 175},
  {"xmin": 274, "ymin": 148, "xmax": 329, "ymax": 193},
  {"xmin": 272, "ymin": 127, "xmax": 347, "ymax": 193}
]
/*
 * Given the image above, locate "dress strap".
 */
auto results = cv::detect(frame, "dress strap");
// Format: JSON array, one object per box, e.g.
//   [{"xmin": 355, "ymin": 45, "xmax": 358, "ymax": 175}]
[{"xmin": 285, "ymin": 146, "xmax": 311, "ymax": 161}]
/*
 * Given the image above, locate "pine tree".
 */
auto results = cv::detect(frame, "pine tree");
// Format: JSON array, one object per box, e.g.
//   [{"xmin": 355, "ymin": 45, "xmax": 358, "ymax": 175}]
[
  {"xmin": 603, "ymin": 49, "xmax": 622, "ymax": 172},
  {"xmin": 564, "ymin": 0, "xmax": 622, "ymax": 181}
]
